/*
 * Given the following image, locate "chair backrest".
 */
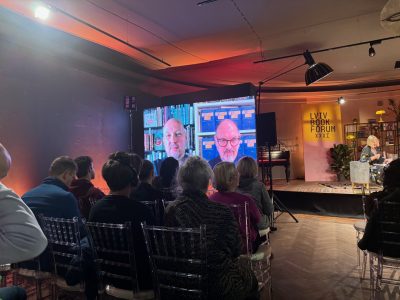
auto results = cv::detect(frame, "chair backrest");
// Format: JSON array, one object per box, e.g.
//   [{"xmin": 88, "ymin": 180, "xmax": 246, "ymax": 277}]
[
  {"xmin": 141, "ymin": 200, "xmax": 164, "ymax": 225},
  {"xmin": 141, "ymin": 223, "xmax": 207, "ymax": 300},
  {"xmin": 350, "ymin": 161, "xmax": 370, "ymax": 184},
  {"xmin": 226, "ymin": 202, "xmax": 250, "ymax": 254},
  {"xmin": 85, "ymin": 222, "xmax": 139, "ymax": 293},
  {"xmin": 39, "ymin": 216, "xmax": 82, "ymax": 278},
  {"xmin": 378, "ymin": 200, "xmax": 400, "ymax": 258}
]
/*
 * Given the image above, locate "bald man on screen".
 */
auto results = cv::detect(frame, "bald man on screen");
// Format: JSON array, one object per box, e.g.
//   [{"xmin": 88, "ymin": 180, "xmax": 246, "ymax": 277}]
[{"xmin": 208, "ymin": 119, "xmax": 242, "ymax": 169}]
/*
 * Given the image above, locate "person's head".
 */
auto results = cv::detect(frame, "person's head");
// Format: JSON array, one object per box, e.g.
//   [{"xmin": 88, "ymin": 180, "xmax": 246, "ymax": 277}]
[
  {"xmin": 214, "ymin": 119, "xmax": 241, "ymax": 162},
  {"xmin": 160, "ymin": 157, "xmax": 179, "ymax": 188},
  {"xmin": 0, "ymin": 143, "xmax": 11, "ymax": 180},
  {"xmin": 139, "ymin": 160, "xmax": 155, "ymax": 183},
  {"xmin": 102, "ymin": 159, "xmax": 138, "ymax": 195},
  {"xmin": 129, "ymin": 153, "xmax": 143, "ymax": 174},
  {"xmin": 383, "ymin": 158, "xmax": 400, "ymax": 189},
  {"xmin": 163, "ymin": 118, "xmax": 187, "ymax": 160},
  {"xmin": 367, "ymin": 135, "xmax": 379, "ymax": 148},
  {"xmin": 178, "ymin": 156, "xmax": 213, "ymax": 193},
  {"xmin": 107, "ymin": 151, "xmax": 139, "ymax": 189},
  {"xmin": 213, "ymin": 161, "xmax": 239, "ymax": 192},
  {"xmin": 74, "ymin": 156, "xmax": 95, "ymax": 180},
  {"xmin": 237, "ymin": 156, "xmax": 258, "ymax": 179},
  {"xmin": 49, "ymin": 156, "xmax": 77, "ymax": 187}
]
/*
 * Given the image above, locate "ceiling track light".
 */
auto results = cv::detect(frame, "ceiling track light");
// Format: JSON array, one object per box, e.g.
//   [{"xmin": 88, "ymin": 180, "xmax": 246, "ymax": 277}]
[
  {"xmin": 394, "ymin": 60, "xmax": 400, "ymax": 69},
  {"xmin": 337, "ymin": 96, "xmax": 346, "ymax": 105},
  {"xmin": 368, "ymin": 40, "xmax": 381, "ymax": 57}
]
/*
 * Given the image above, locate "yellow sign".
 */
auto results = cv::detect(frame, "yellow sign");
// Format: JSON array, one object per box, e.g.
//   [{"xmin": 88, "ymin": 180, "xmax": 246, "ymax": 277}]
[{"xmin": 302, "ymin": 103, "xmax": 343, "ymax": 143}]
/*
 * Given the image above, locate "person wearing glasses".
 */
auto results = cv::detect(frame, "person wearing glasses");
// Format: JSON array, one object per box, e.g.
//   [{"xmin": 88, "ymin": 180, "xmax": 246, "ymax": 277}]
[
  {"xmin": 154, "ymin": 118, "xmax": 189, "ymax": 175},
  {"xmin": 209, "ymin": 119, "xmax": 242, "ymax": 169}
]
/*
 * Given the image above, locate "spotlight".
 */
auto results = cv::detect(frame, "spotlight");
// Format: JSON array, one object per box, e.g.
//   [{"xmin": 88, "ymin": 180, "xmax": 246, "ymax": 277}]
[
  {"xmin": 303, "ymin": 50, "xmax": 333, "ymax": 86},
  {"xmin": 369, "ymin": 44, "xmax": 376, "ymax": 57},
  {"xmin": 34, "ymin": 5, "xmax": 50, "ymax": 20},
  {"xmin": 338, "ymin": 96, "xmax": 346, "ymax": 105},
  {"xmin": 395, "ymin": 60, "xmax": 400, "ymax": 69}
]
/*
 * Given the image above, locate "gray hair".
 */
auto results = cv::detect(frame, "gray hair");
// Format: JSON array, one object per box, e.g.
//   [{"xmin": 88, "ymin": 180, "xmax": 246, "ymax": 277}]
[{"xmin": 178, "ymin": 156, "xmax": 213, "ymax": 193}]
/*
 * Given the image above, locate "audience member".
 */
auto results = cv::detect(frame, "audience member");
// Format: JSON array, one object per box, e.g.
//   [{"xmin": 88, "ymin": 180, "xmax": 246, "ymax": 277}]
[
  {"xmin": 22, "ymin": 156, "xmax": 84, "ymax": 272},
  {"xmin": 165, "ymin": 156, "xmax": 259, "ymax": 300},
  {"xmin": 0, "ymin": 143, "xmax": 47, "ymax": 263},
  {"xmin": 210, "ymin": 161, "xmax": 262, "ymax": 253},
  {"xmin": 70, "ymin": 156, "xmax": 105, "ymax": 219},
  {"xmin": 358, "ymin": 159, "xmax": 400, "ymax": 255},
  {"xmin": 0, "ymin": 143, "xmax": 48, "ymax": 300},
  {"xmin": 153, "ymin": 156, "xmax": 179, "ymax": 201},
  {"xmin": 237, "ymin": 156, "xmax": 273, "ymax": 229},
  {"xmin": 89, "ymin": 152, "xmax": 155, "ymax": 290},
  {"xmin": 129, "ymin": 152, "xmax": 143, "ymax": 174},
  {"xmin": 134, "ymin": 159, "xmax": 163, "ymax": 202}
]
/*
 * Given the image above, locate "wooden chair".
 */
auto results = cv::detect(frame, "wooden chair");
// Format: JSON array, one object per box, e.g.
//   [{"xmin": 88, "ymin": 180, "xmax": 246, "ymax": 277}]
[
  {"xmin": 86, "ymin": 221, "xmax": 154, "ymax": 300},
  {"xmin": 39, "ymin": 216, "xmax": 86, "ymax": 299},
  {"xmin": 369, "ymin": 200, "xmax": 400, "ymax": 299},
  {"xmin": 141, "ymin": 223, "xmax": 207, "ymax": 300}
]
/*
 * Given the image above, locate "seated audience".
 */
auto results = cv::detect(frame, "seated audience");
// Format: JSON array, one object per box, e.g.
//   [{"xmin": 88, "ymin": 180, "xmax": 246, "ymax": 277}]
[
  {"xmin": 153, "ymin": 156, "xmax": 179, "ymax": 201},
  {"xmin": 165, "ymin": 156, "xmax": 259, "ymax": 300},
  {"xmin": 358, "ymin": 158, "xmax": 400, "ymax": 256},
  {"xmin": 70, "ymin": 156, "xmax": 105, "ymax": 219},
  {"xmin": 237, "ymin": 156, "xmax": 274, "ymax": 229},
  {"xmin": 0, "ymin": 143, "xmax": 47, "ymax": 263},
  {"xmin": 89, "ymin": 152, "xmax": 155, "ymax": 290},
  {"xmin": 210, "ymin": 162, "xmax": 262, "ymax": 254},
  {"xmin": 130, "ymin": 152, "xmax": 143, "ymax": 174},
  {"xmin": 0, "ymin": 143, "xmax": 47, "ymax": 300},
  {"xmin": 134, "ymin": 159, "xmax": 162, "ymax": 202},
  {"xmin": 22, "ymin": 156, "xmax": 98, "ymax": 299}
]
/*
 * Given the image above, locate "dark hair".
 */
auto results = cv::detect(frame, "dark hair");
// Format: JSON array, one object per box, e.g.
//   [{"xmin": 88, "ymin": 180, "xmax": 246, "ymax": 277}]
[
  {"xmin": 130, "ymin": 153, "xmax": 143, "ymax": 174},
  {"xmin": 74, "ymin": 156, "xmax": 93, "ymax": 178},
  {"xmin": 383, "ymin": 158, "xmax": 400, "ymax": 189},
  {"xmin": 160, "ymin": 157, "xmax": 179, "ymax": 188},
  {"xmin": 106, "ymin": 151, "xmax": 139, "ymax": 190},
  {"xmin": 102, "ymin": 158, "xmax": 138, "ymax": 192},
  {"xmin": 49, "ymin": 156, "xmax": 77, "ymax": 176},
  {"xmin": 139, "ymin": 160, "xmax": 154, "ymax": 181}
]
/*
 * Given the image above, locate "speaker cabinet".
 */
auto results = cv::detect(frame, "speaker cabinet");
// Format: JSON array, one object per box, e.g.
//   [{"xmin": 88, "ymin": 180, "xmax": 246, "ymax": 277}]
[{"xmin": 256, "ymin": 112, "xmax": 277, "ymax": 146}]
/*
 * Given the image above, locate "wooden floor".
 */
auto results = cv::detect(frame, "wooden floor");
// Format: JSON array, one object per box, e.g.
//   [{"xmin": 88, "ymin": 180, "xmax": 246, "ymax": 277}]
[{"xmin": 269, "ymin": 213, "xmax": 400, "ymax": 300}]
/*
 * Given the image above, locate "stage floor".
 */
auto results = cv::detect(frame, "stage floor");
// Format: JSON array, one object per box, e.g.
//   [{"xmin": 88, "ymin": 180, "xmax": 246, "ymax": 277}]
[{"xmin": 272, "ymin": 179, "xmax": 382, "ymax": 195}]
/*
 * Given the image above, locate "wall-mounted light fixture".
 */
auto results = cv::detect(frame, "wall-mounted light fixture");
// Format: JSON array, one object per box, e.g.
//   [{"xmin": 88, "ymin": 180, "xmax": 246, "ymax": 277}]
[{"xmin": 337, "ymin": 96, "xmax": 346, "ymax": 105}]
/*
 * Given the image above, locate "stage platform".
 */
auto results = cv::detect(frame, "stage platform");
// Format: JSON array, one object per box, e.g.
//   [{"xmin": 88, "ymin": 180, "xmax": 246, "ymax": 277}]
[{"xmin": 270, "ymin": 179, "xmax": 382, "ymax": 218}]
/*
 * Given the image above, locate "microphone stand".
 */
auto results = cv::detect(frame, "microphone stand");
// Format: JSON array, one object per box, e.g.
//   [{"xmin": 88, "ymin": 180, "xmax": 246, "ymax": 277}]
[{"xmin": 257, "ymin": 66, "xmax": 304, "ymax": 227}]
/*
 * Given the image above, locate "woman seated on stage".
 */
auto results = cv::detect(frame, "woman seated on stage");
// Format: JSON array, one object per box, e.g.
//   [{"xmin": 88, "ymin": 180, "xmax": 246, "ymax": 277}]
[
  {"xmin": 164, "ymin": 156, "xmax": 259, "ymax": 300},
  {"xmin": 359, "ymin": 135, "xmax": 391, "ymax": 184},
  {"xmin": 237, "ymin": 156, "xmax": 273, "ymax": 230},
  {"xmin": 358, "ymin": 158, "xmax": 400, "ymax": 255},
  {"xmin": 210, "ymin": 161, "xmax": 262, "ymax": 254}
]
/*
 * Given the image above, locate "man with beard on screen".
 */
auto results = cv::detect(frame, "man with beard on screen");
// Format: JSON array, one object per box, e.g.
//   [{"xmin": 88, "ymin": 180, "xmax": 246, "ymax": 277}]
[
  {"xmin": 154, "ymin": 118, "xmax": 189, "ymax": 174},
  {"xmin": 209, "ymin": 119, "xmax": 242, "ymax": 169}
]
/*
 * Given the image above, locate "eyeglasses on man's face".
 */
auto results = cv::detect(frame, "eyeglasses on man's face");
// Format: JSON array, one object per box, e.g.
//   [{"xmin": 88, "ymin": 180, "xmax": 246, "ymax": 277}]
[{"xmin": 216, "ymin": 137, "xmax": 241, "ymax": 147}]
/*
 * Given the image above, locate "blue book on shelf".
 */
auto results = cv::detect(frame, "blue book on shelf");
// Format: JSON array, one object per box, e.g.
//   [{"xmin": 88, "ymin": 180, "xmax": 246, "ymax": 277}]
[
  {"xmin": 242, "ymin": 134, "xmax": 257, "ymax": 160},
  {"xmin": 214, "ymin": 108, "xmax": 229, "ymax": 128},
  {"xmin": 228, "ymin": 107, "xmax": 242, "ymax": 129},
  {"xmin": 201, "ymin": 137, "xmax": 217, "ymax": 161},
  {"xmin": 200, "ymin": 109, "xmax": 216, "ymax": 132},
  {"xmin": 241, "ymin": 106, "xmax": 256, "ymax": 130}
]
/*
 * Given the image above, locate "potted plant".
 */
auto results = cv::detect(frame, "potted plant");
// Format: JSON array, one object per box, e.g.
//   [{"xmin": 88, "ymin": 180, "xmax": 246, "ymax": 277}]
[{"xmin": 330, "ymin": 144, "xmax": 352, "ymax": 181}]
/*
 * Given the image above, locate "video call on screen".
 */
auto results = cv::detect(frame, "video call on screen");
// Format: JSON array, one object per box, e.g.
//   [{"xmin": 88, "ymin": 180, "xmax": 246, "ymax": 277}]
[{"xmin": 143, "ymin": 96, "xmax": 257, "ymax": 170}]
